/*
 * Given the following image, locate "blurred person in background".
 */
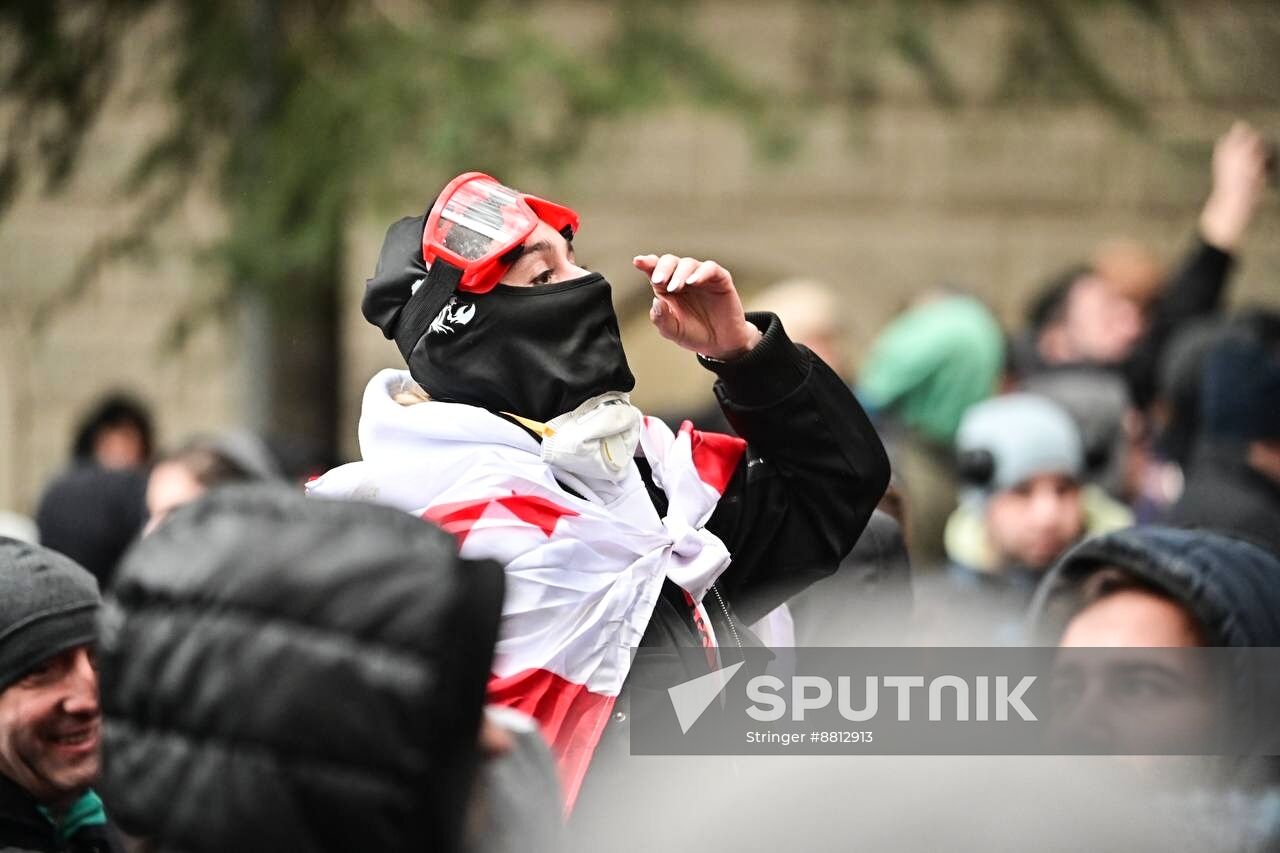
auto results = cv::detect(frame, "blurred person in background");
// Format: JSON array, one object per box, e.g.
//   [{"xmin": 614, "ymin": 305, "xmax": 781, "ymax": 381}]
[
  {"xmin": 747, "ymin": 277, "xmax": 851, "ymax": 377},
  {"xmin": 143, "ymin": 431, "xmax": 282, "ymax": 535},
  {"xmin": 1169, "ymin": 311, "xmax": 1280, "ymax": 554},
  {"xmin": 308, "ymin": 172, "xmax": 889, "ymax": 813},
  {"xmin": 68, "ymin": 395, "xmax": 153, "ymax": 472},
  {"xmin": 35, "ymin": 395, "xmax": 152, "ymax": 587},
  {"xmin": 0, "ymin": 538, "xmax": 123, "ymax": 852},
  {"xmin": 97, "ymin": 486, "xmax": 553, "ymax": 853},
  {"xmin": 1149, "ymin": 319, "xmax": 1225, "ymax": 474},
  {"xmin": 1013, "ymin": 121, "xmax": 1270, "ymax": 412},
  {"xmin": 855, "ymin": 293, "xmax": 1005, "ymax": 566},
  {"xmin": 786, "ymin": 508, "xmax": 913, "ymax": 645},
  {"xmin": 661, "ymin": 276, "xmax": 851, "ymax": 435},
  {"xmin": 916, "ymin": 393, "xmax": 1129, "ymax": 643},
  {"xmin": 1130, "ymin": 317, "xmax": 1225, "ymax": 521},
  {"xmin": 746, "ymin": 277, "xmax": 914, "ymax": 525},
  {"xmin": 1020, "ymin": 369, "xmax": 1133, "ymax": 504}
]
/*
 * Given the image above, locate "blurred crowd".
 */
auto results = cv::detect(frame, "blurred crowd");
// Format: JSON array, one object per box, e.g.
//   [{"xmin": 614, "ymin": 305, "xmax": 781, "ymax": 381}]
[{"xmin": 0, "ymin": 120, "xmax": 1276, "ymax": 852}]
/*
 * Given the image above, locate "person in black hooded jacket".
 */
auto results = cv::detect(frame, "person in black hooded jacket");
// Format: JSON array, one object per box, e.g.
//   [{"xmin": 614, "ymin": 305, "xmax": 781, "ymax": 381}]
[{"xmin": 95, "ymin": 485, "xmax": 510, "ymax": 853}]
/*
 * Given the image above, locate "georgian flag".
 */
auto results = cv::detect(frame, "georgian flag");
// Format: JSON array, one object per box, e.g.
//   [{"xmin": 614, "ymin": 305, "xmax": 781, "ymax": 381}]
[{"xmin": 307, "ymin": 370, "xmax": 746, "ymax": 808}]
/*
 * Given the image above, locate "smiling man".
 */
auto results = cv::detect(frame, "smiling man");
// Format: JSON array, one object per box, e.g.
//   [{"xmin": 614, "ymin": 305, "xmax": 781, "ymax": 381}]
[{"xmin": 0, "ymin": 538, "xmax": 122, "ymax": 853}]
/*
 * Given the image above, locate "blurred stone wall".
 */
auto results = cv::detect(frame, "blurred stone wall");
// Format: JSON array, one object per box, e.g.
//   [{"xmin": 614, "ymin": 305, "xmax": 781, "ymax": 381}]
[
  {"xmin": 0, "ymin": 91, "xmax": 237, "ymax": 514},
  {"xmin": 3, "ymin": 0, "xmax": 1279, "ymax": 514}
]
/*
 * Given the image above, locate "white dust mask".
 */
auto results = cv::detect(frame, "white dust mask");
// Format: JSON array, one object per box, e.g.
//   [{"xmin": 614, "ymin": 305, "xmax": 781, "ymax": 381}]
[{"xmin": 522, "ymin": 391, "xmax": 642, "ymax": 483}]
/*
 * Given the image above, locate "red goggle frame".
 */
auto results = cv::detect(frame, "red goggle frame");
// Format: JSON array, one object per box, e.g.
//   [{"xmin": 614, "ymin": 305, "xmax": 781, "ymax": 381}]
[{"xmin": 422, "ymin": 172, "xmax": 580, "ymax": 294}]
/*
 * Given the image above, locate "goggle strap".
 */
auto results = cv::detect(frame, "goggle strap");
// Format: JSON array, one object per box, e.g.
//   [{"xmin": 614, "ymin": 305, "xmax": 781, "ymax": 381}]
[{"xmin": 394, "ymin": 258, "xmax": 463, "ymax": 361}]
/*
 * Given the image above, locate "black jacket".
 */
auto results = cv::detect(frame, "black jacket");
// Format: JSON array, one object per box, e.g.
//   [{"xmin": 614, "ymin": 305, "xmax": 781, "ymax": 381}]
[
  {"xmin": 97, "ymin": 486, "xmax": 505, "ymax": 853},
  {"xmin": 34, "ymin": 464, "xmax": 147, "ymax": 588},
  {"xmin": 632, "ymin": 312, "xmax": 888, "ymax": 666},
  {"xmin": 1170, "ymin": 441, "xmax": 1280, "ymax": 556},
  {"xmin": 787, "ymin": 509, "xmax": 912, "ymax": 646},
  {"xmin": 574, "ymin": 312, "xmax": 890, "ymax": 815},
  {"xmin": 0, "ymin": 776, "xmax": 123, "ymax": 853}
]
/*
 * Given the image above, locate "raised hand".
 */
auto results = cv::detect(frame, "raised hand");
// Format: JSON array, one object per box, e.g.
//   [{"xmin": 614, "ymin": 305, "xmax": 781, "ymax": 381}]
[
  {"xmin": 1200, "ymin": 120, "xmax": 1270, "ymax": 252},
  {"xmin": 633, "ymin": 253, "xmax": 762, "ymax": 360}
]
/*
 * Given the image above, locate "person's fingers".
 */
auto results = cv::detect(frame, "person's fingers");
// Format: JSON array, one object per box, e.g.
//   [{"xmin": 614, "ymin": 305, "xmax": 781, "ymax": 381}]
[
  {"xmin": 666, "ymin": 257, "xmax": 701, "ymax": 293},
  {"xmin": 649, "ymin": 296, "xmax": 679, "ymax": 340},
  {"xmin": 1226, "ymin": 120, "xmax": 1255, "ymax": 146},
  {"xmin": 684, "ymin": 259, "xmax": 724, "ymax": 287},
  {"xmin": 1240, "ymin": 124, "xmax": 1264, "ymax": 152},
  {"xmin": 649, "ymin": 254, "xmax": 681, "ymax": 288},
  {"xmin": 1215, "ymin": 122, "xmax": 1269, "ymax": 190},
  {"xmin": 1231, "ymin": 125, "xmax": 1263, "ymax": 157},
  {"xmin": 633, "ymin": 254, "xmax": 659, "ymax": 274}
]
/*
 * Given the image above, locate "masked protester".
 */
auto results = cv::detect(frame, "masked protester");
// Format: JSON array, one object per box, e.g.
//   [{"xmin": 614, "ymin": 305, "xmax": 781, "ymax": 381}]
[{"xmin": 309, "ymin": 172, "xmax": 890, "ymax": 811}]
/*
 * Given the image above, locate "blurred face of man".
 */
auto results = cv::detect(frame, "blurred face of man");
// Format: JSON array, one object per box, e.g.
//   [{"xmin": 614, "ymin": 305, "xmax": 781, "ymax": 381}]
[
  {"xmin": 1062, "ymin": 275, "xmax": 1146, "ymax": 364},
  {"xmin": 94, "ymin": 424, "xmax": 146, "ymax": 470},
  {"xmin": 1051, "ymin": 588, "xmax": 1212, "ymax": 753},
  {"xmin": 0, "ymin": 646, "xmax": 101, "ymax": 806},
  {"xmin": 985, "ymin": 473, "xmax": 1084, "ymax": 570},
  {"xmin": 1060, "ymin": 588, "xmax": 1202, "ymax": 648},
  {"xmin": 145, "ymin": 461, "xmax": 207, "ymax": 536}
]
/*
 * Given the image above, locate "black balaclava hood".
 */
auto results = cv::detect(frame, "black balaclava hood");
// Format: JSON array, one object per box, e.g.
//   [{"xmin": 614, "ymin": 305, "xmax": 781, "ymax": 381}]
[{"xmin": 362, "ymin": 213, "xmax": 634, "ymax": 423}]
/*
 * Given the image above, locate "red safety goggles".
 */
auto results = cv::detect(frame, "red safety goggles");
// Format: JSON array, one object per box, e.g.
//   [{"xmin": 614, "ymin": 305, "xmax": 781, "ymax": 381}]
[{"xmin": 422, "ymin": 172, "xmax": 580, "ymax": 294}]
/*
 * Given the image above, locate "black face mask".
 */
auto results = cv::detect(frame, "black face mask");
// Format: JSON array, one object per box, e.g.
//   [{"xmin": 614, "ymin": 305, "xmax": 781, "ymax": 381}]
[{"xmin": 407, "ymin": 272, "xmax": 635, "ymax": 423}]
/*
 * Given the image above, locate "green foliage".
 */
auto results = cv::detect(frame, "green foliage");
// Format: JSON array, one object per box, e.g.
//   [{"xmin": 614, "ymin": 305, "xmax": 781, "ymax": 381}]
[
  {"xmin": 3, "ymin": 0, "xmax": 796, "ymax": 320},
  {"xmin": 0, "ymin": 0, "xmax": 154, "ymax": 211}
]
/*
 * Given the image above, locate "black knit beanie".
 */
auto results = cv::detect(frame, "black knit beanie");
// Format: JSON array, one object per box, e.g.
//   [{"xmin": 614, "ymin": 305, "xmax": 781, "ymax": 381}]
[{"xmin": 0, "ymin": 537, "xmax": 100, "ymax": 692}]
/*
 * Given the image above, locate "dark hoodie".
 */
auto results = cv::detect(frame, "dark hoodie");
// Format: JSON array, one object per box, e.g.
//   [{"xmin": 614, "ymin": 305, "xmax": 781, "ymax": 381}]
[
  {"xmin": 96, "ymin": 485, "xmax": 505, "ymax": 853},
  {"xmin": 1027, "ymin": 526, "xmax": 1280, "ymax": 755},
  {"xmin": 35, "ymin": 464, "xmax": 147, "ymax": 587},
  {"xmin": 1029, "ymin": 526, "xmax": 1280, "ymax": 645}
]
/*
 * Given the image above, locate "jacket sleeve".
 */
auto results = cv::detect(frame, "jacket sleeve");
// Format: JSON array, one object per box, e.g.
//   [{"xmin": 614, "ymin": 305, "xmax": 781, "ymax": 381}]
[
  {"xmin": 1125, "ymin": 236, "xmax": 1234, "ymax": 407},
  {"xmin": 700, "ymin": 312, "xmax": 891, "ymax": 625}
]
